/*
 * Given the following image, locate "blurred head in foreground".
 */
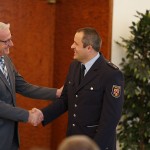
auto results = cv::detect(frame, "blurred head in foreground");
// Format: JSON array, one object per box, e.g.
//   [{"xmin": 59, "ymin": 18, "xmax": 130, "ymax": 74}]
[{"xmin": 58, "ymin": 135, "xmax": 100, "ymax": 150}]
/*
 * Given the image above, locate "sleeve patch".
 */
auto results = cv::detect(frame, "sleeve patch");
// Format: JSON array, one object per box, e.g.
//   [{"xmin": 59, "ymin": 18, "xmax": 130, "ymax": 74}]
[{"xmin": 111, "ymin": 85, "xmax": 121, "ymax": 98}]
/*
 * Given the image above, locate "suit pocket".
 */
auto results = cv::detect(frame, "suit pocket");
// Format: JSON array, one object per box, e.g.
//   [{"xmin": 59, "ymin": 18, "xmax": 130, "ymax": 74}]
[
  {"xmin": 83, "ymin": 124, "xmax": 98, "ymax": 138},
  {"xmin": 86, "ymin": 124, "xmax": 99, "ymax": 128}
]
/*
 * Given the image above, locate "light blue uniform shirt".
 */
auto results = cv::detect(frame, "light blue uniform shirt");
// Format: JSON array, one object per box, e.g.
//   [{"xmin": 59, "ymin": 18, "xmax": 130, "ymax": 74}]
[{"xmin": 82, "ymin": 53, "xmax": 100, "ymax": 76}]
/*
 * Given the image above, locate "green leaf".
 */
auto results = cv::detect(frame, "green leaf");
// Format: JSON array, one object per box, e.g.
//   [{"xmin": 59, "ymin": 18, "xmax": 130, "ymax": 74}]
[{"xmin": 117, "ymin": 10, "xmax": 150, "ymax": 149}]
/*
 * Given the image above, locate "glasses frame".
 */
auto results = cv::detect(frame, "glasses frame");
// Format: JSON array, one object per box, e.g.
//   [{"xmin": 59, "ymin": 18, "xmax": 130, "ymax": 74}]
[{"xmin": 0, "ymin": 38, "xmax": 12, "ymax": 45}]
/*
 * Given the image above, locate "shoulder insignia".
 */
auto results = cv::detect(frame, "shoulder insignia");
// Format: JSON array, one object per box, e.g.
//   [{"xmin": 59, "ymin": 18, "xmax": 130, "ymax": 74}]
[
  {"xmin": 107, "ymin": 61, "xmax": 119, "ymax": 70},
  {"xmin": 111, "ymin": 85, "xmax": 121, "ymax": 98}
]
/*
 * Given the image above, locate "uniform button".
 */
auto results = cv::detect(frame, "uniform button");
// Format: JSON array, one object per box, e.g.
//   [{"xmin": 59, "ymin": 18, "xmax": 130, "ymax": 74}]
[
  {"xmin": 76, "ymin": 95, "xmax": 78, "ymax": 98},
  {"xmin": 90, "ymin": 87, "xmax": 94, "ymax": 90},
  {"xmin": 73, "ymin": 114, "xmax": 76, "ymax": 117},
  {"xmin": 72, "ymin": 124, "xmax": 75, "ymax": 127},
  {"xmin": 75, "ymin": 104, "xmax": 77, "ymax": 107},
  {"xmin": 105, "ymin": 148, "xmax": 109, "ymax": 150}
]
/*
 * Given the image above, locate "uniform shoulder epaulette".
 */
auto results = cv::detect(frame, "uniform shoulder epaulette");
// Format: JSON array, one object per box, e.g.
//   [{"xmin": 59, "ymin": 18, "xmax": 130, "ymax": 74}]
[{"xmin": 107, "ymin": 61, "xmax": 119, "ymax": 70}]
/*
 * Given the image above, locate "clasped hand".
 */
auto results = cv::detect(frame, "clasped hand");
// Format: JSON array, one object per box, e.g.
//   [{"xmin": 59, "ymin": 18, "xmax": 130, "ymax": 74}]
[{"xmin": 28, "ymin": 108, "xmax": 43, "ymax": 126}]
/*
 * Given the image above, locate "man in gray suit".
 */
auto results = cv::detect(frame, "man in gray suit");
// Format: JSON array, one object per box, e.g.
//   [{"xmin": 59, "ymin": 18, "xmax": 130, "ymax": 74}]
[{"xmin": 0, "ymin": 22, "xmax": 62, "ymax": 150}]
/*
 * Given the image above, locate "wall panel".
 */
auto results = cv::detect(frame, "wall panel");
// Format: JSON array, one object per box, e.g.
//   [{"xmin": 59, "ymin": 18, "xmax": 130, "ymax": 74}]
[
  {"xmin": 52, "ymin": 0, "xmax": 113, "ymax": 149},
  {"xmin": 0, "ymin": 0, "xmax": 112, "ymax": 149},
  {"xmin": 0, "ymin": 0, "xmax": 55, "ymax": 149}
]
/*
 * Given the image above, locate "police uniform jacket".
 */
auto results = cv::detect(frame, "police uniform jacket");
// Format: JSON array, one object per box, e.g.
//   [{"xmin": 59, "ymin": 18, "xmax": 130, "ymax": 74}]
[{"xmin": 42, "ymin": 54, "xmax": 124, "ymax": 150}]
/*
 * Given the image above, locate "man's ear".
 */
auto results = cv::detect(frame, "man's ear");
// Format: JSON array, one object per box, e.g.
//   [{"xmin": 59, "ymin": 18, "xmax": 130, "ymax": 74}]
[{"xmin": 87, "ymin": 45, "xmax": 93, "ymax": 51}]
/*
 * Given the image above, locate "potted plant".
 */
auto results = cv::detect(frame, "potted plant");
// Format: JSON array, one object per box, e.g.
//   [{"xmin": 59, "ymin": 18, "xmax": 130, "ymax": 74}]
[{"xmin": 117, "ymin": 10, "xmax": 150, "ymax": 150}]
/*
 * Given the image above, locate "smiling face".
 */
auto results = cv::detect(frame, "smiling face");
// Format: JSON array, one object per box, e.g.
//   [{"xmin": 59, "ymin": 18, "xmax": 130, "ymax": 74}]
[
  {"xmin": 0, "ymin": 28, "xmax": 13, "ymax": 57},
  {"xmin": 71, "ymin": 32, "xmax": 90, "ymax": 63}
]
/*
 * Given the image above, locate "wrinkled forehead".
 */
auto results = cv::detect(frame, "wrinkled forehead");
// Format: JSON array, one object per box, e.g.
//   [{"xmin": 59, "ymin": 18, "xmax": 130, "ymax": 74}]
[
  {"xmin": 0, "ymin": 28, "xmax": 11, "ymax": 40},
  {"xmin": 0, "ymin": 22, "xmax": 10, "ymax": 33}
]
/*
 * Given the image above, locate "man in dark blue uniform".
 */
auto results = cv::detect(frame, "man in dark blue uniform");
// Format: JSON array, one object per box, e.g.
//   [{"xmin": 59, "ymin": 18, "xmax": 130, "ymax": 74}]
[{"xmin": 41, "ymin": 27, "xmax": 124, "ymax": 150}]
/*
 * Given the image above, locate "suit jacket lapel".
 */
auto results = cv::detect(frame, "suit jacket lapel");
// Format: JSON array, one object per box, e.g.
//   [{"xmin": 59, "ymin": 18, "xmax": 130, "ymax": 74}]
[
  {"xmin": 74, "ymin": 62, "xmax": 81, "ymax": 88},
  {"xmin": 4, "ymin": 57, "xmax": 13, "ymax": 87},
  {"xmin": 2, "ymin": 56, "xmax": 14, "ymax": 94},
  {"xmin": 0, "ymin": 71, "xmax": 13, "ymax": 97}
]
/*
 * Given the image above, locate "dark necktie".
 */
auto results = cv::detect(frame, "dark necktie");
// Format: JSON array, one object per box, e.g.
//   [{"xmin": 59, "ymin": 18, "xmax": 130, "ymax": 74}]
[
  {"xmin": 0, "ymin": 56, "xmax": 10, "ymax": 84},
  {"xmin": 79, "ymin": 64, "xmax": 86, "ymax": 84}
]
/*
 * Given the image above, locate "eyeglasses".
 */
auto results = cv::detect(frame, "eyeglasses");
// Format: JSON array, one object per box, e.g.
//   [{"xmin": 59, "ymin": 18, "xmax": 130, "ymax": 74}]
[{"xmin": 0, "ymin": 38, "xmax": 12, "ymax": 45}]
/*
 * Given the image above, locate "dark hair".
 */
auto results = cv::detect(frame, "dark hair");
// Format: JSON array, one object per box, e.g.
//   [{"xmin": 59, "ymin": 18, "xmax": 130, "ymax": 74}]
[{"xmin": 76, "ymin": 27, "xmax": 102, "ymax": 52}]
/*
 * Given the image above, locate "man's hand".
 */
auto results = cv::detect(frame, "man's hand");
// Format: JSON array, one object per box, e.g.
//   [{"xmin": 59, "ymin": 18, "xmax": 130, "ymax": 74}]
[
  {"xmin": 56, "ymin": 86, "xmax": 64, "ymax": 98},
  {"xmin": 28, "ymin": 108, "xmax": 43, "ymax": 126}
]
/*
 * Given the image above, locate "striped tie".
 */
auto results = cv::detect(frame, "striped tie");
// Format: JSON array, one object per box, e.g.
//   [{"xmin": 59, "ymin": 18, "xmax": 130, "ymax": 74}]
[{"xmin": 0, "ymin": 56, "xmax": 10, "ymax": 84}]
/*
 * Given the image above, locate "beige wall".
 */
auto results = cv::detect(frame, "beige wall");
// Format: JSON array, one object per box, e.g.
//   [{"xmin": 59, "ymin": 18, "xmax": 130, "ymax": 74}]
[
  {"xmin": 111, "ymin": 1, "xmax": 150, "ymax": 149},
  {"xmin": 111, "ymin": 0, "xmax": 150, "ymax": 68}
]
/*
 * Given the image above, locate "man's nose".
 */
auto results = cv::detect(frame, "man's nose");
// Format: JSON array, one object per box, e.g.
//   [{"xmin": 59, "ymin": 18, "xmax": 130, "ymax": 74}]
[
  {"xmin": 8, "ymin": 40, "xmax": 13, "ymax": 47},
  {"xmin": 71, "ymin": 43, "xmax": 74, "ymax": 49}
]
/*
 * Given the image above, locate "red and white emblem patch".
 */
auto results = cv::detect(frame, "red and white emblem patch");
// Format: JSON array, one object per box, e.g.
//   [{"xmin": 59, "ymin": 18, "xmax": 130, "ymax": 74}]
[{"xmin": 111, "ymin": 85, "xmax": 121, "ymax": 98}]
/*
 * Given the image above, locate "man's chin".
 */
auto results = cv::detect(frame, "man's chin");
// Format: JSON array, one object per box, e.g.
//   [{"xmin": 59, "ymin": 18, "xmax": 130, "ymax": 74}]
[{"xmin": 73, "ymin": 55, "xmax": 78, "ymax": 60}]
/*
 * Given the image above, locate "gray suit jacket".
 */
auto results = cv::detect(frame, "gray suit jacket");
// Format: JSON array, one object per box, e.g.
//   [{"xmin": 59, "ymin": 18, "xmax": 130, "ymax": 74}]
[{"xmin": 0, "ymin": 55, "xmax": 56, "ymax": 150}]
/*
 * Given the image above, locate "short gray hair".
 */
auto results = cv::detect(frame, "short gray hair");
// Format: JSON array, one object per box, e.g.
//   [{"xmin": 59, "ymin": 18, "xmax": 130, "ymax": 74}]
[
  {"xmin": 76, "ymin": 27, "xmax": 102, "ymax": 52},
  {"xmin": 0, "ymin": 22, "xmax": 10, "ymax": 31}
]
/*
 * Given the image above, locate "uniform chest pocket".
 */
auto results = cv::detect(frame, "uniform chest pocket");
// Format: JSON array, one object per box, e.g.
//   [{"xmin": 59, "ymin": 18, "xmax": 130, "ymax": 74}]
[
  {"xmin": 84, "ymin": 84, "xmax": 100, "ymax": 92},
  {"xmin": 82, "ymin": 83, "xmax": 104, "ymax": 100}
]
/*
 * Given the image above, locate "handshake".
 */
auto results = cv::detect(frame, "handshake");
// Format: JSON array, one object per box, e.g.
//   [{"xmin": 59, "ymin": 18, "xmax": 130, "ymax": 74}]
[{"xmin": 28, "ymin": 108, "xmax": 43, "ymax": 126}]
